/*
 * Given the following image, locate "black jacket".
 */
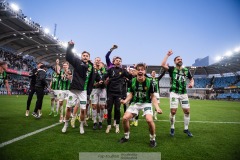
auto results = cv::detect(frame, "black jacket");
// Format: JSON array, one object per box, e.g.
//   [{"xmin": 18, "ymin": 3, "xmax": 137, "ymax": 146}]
[
  {"xmin": 29, "ymin": 68, "xmax": 37, "ymax": 88},
  {"xmin": 35, "ymin": 69, "xmax": 48, "ymax": 88},
  {"xmin": 104, "ymin": 66, "xmax": 131, "ymax": 96},
  {"xmin": 66, "ymin": 44, "xmax": 96, "ymax": 95}
]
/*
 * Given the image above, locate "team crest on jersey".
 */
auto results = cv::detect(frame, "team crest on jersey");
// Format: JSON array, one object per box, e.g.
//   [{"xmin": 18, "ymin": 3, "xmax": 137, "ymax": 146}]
[
  {"xmin": 69, "ymin": 96, "xmax": 73, "ymax": 100},
  {"xmin": 172, "ymin": 97, "xmax": 176, "ymax": 102}
]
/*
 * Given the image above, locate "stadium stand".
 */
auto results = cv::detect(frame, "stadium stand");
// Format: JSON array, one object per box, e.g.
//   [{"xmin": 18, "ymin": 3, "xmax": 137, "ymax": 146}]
[{"xmin": 0, "ymin": 0, "xmax": 239, "ymax": 100}]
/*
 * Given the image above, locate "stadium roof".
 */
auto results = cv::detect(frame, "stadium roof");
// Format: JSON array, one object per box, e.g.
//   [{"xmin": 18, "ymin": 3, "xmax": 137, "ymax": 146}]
[
  {"xmin": 0, "ymin": 1, "xmax": 239, "ymax": 76},
  {"xmin": 0, "ymin": 1, "xmax": 67, "ymax": 66}
]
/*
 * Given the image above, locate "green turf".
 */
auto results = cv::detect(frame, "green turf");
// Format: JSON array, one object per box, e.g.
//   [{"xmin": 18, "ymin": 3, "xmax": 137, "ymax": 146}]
[{"xmin": 0, "ymin": 95, "xmax": 239, "ymax": 160}]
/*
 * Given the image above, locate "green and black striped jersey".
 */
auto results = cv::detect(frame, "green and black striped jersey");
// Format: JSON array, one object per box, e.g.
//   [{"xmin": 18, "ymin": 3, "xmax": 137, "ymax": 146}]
[
  {"xmin": 59, "ymin": 70, "xmax": 71, "ymax": 90},
  {"xmin": 84, "ymin": 63, "xmax": 93, "ymax": 91},
  {"xmin": 130, "ymin": 77, "xmax": 154, "ymax": 103},
  {"xmin": 51, "ymin": 72, "xmax": 60, "ymax": 90},
  {"xmin": 93, "ymin": 67, "xmax": 107, "ymax": 89},
  {"xmin": 150, "ymin": 77, "xmax": 159, "ymax": 93},
  {"xmin": 168, "ymin": 66, "xmax": 193, "ymax": 94}
]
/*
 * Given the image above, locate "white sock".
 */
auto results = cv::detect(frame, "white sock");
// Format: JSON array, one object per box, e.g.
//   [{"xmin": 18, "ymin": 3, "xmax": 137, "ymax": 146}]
[
  {"xmin": 65, "ymin": 120, "xmax": 69, "ymax": 126},
  {"xmin": 150, "ymin": 134, "xmax": 156, "ymax": 141},
  {"xmin": 92, "ymin": 109, "xmax": 97, "ymax": 123},
  {"xmin": 56, "ymin": 101, "xmax": 59, "ymax": 113},
  {"xmin": 51, "ymin": 101, "xmax": 55, "ymax": 112},
  {"xmin": 97, "ymin": 113, "xmax": 100, "ymax": 120},
  {"xmin": 169, "ymin": 113, "xmax": 175, "ymax": 129},
  {"xmin": 124, "ymin": 132, "xmax": 130, "ymax": 139},
  {"xmin": 59, "ymin": 105, "xmax": 63, "ymax": 117},
  {"xmin": 99, "ymin": 109, "xmax": 104, "ymax": 122},
  {"xmin": 80, "ymin": 121, "xmax": 84, "ymax": 127},
  {"xmin": 184, "ymin": 114, "xmax": 190, "ymax": 130},
  {"xmin": 104, "ymin": 109, "xmax": 107, "ymax": 114}
]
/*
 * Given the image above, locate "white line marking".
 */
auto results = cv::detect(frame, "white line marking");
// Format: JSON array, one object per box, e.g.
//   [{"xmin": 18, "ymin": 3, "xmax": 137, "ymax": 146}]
[
  {"xmin": 0, "ymin": 122, "xmax": 61, "ymax": 148},
  {"xmin": 154, "ymin": 120, "xmax": 240, "ymax": 124},
  {"xmin": 1, "ymin": 120, "xmax": 239, "ymax": 148}
]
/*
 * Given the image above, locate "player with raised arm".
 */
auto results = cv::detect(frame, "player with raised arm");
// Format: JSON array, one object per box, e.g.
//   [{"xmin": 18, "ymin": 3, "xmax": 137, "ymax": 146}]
[
  {"xmin": 58, "ymin": 61, "xmax": 72, "ymax": 123},
  {"xmin": 62, "ymin": 41, "xmax": 95, "ymax": 134},
  {"xmin": 161, "ymin": 50, "xmax": 194, "ymax": 137},
  {"xmin": 49, "ymin": 59, "xmax": 61, "ymax": 117}
]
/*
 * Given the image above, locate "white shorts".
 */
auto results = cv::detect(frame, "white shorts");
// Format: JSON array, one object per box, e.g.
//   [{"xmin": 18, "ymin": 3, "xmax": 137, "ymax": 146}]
[
  {"xmin": 126, "ymin": 103, "xmax": 153, "ymax": 116},
  {"xmin": 170, "ymin": 92, "xmax": 190, "ymax": 109},
  {"xmin": 90, "ymin": 88, "xmax": 107, "ymax": 105},
  {"xmin": 57, "ymin": 90, "xmax": 69, "ymax": 101},
  {"xmin": 49, "ymin": 90, "xmax": 56, "ymax": 99},
  {"xmin": 66, "ymin": 90, "xmax": 87, "ymax": 109},
  {"xmin": 53, "ymin": 90, "xmax": 62, "ymax": 99},
  {"xmin": 154, "ymin": 92, "xmax": 160, "ymax": 103}
]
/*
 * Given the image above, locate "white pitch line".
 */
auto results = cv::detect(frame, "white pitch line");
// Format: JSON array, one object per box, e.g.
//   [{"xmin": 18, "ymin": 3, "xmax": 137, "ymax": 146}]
[
  {"xmin": 1, "ymin": 120, "xmax": 239, "ymax": 148},
  {"xmin": 0, "ymin": 122, "xmax": 61, "ymax": 148},
  {"xmin": 154, "ymin": 119, "xmax": 240, "ymax": 124}
]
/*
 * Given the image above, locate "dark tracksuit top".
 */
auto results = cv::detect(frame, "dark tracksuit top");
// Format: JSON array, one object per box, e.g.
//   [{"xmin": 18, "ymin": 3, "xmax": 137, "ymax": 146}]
[
  {"xmin": 34, "ymin": 68, "xmax": 48, "ymax": 113},
  {"xmin": 103, "ymin": 66, "xmax": 132, "ymax": 125},
  {"xmin": 66, "ymin": 44, "xmax": 96, "ymax": 95}
]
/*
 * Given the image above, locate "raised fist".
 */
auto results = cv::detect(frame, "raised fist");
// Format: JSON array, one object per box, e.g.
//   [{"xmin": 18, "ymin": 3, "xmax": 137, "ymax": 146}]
[
  {"xmin": 68, "ymin": 40, "xmax": 75, "ymax": 47},
  {"xmin": 110, "ymin": 45, "xmax": 118, "ymax": 51},
  {"xmin": 167, "ymin": 50, "xmax": 173, "ymax": 56}
]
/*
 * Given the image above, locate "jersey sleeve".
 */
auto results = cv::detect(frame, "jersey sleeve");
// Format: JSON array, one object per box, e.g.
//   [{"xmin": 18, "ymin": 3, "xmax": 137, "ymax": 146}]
[
  {"xmin": 187, "ymin": 68, "xmax": 193, "ymax": 79},
  {"xmin": 129, "ymin": 80, "xmax": 134, "ymax": 93},
  {"xmin": 168, "ymin": 66, "xmax": 174, "ymax": 77},
  {"xmin": 105, "ymin": 51, "xmax": 113, "ymax": 68},
  {"xmin": 149, "ymin": 80, "xmax": 155, "ymax": 94}
]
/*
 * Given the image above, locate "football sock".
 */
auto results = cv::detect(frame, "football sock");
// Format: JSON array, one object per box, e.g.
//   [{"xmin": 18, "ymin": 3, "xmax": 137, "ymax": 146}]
[
  {"xmin": 169, "ymin": 113, "xmax": 175, "ymax": 129},
  {"xmin": 184, "ymin": 114, "xmax": 190, "ymax": 130}
]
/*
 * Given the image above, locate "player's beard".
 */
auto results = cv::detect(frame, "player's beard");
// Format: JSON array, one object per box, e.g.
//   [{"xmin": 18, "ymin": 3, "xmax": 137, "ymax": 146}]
[{"xmin": 176, "ymin": 62, "xmax": 182, "ymax": 67}]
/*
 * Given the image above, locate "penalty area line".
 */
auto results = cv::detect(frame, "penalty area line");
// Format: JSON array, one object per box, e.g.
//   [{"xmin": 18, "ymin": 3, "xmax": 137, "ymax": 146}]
[{"xmin": 0, "ymin": 122, "xmax": 61, "ymax": 148}]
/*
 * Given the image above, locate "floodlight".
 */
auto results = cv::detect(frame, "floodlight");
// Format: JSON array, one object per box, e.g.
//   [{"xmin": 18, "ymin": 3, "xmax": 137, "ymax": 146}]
[
  {"xmin": 44, "ymin": 28, "xmax": 50, "ymax": 34},
  {"xmin": 225, "ymin": 51, "xmax": 232, "ymax": 57},
  {"xmin": 10, "ymin": 3, "xmax": 19, "ymax": 12},
  {"xmin": 215, "ymin": 56, "xmax": 221, "ymax": 61},
  {"xmin": 62, "ymin": 42, "xmax": 68, "ymax": 48},
  {"xmin": 234, "ymin": 47, "xmax": 240, "ymax": 53}
]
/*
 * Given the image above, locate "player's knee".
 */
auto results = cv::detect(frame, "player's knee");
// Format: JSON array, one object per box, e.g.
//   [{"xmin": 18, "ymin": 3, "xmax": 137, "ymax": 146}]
[
  {"xmin": 66, "ymin": 107, "xmax": 71, "ymax": 112},
  {"xmin": 122, "ymin": 115, "xmax": 129, "ymax": 122},
  {"xmin": 146, "ymin": 117, "xmax": 153, "ymax": 124},
  {"xmin": 184, "ymin": 110, "xmax": 190, "ymax": 114},
  {"xmin": 171, "ymin": 110, "xmax": 177, "ymax": 115}
]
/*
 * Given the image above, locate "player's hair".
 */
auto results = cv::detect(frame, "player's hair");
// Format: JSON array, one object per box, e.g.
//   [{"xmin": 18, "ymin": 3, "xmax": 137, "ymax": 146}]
[
  {"xmin": 135, "ymin": 63, "xmax": 146, "ymax": 70},
  {"xmin": 95, "ymin": 57, "xmax": 101, "ymax": 60},
  {"xmin": 0, "ymin": 61, "xmax": 7, "ymax": 66},
  {"xmin": 82, "ymin": 51, "xmax": 90, "ymax": 56},
  {"xmin": 113, "ymin": 56, "xmax": 122, "ymax": 63},
  {"xmin": 62, "ymin": 61, "xmax": 69, "ymax": 65},
  {"xmin": 174, "ymin": 56, "xmax": 181, "ymax": 61}
]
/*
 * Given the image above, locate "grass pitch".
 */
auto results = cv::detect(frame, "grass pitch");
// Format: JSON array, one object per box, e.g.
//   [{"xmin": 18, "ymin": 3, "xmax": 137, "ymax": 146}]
[{"xmin": 0, "ymin": 95, "xmax": 239, "ymax": 160}]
